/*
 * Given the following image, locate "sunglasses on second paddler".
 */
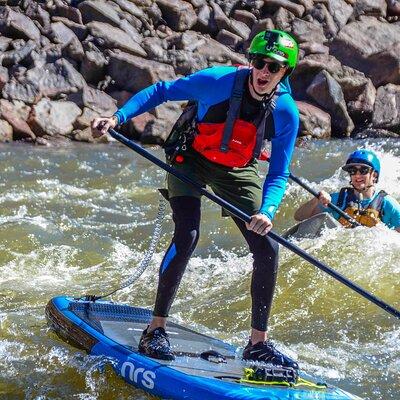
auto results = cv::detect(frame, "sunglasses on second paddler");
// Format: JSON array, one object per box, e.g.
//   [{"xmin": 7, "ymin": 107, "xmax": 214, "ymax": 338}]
[
  {"xmin": 251, "ymin": 57, "xmax": 285, "ymax": 74},
  {"xmin": 346, "ymin": 166, "xmax": 372, "ymax": 175}
]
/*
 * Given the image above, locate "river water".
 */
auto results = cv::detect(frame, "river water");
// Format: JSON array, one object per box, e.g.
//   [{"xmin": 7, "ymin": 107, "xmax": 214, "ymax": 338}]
[{"xmin": 0, "ymin": 139, "xmax": 399, "ymax": 400}]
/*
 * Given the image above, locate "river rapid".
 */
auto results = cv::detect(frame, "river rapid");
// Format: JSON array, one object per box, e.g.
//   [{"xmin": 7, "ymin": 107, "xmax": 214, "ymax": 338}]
[{"xmin": 0, "ymin": 139, "xmax": 399, "ymax": 400}]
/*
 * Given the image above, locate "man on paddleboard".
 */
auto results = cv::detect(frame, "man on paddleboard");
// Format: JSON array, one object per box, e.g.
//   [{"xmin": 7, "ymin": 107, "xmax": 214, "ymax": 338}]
[
  {"xmin": 294, "ymin": 149, "xmax": 400, "ymax": 232},
  {"xmin": 92, "ymin": 30, "xmax": 300, "ymax": 367}
]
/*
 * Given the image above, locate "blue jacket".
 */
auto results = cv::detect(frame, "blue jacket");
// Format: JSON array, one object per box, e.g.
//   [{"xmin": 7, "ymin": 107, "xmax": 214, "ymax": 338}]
[
  {"xmin": 321, "ymin": 190, "xmax": 400, "ymax": 229},
  {"xmin": 114, "ymin": 66, "xmax": 299, "ymax": 220}
]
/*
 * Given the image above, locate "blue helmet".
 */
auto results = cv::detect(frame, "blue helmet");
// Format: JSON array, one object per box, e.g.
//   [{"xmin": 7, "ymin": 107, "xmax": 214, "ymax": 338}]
[{"xmin": 342, "ymin": 149, "xmax": 381, "ymax": 179}]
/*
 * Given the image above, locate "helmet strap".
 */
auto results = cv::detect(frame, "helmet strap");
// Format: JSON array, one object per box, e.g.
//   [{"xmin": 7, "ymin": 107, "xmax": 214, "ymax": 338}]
[{"xmin": 249, "ymin": 72, "xmax": 278, "ymax": 101}]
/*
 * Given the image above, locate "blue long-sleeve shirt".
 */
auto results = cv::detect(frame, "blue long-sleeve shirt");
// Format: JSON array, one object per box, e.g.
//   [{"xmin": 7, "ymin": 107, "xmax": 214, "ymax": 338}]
[{"xmin": 114, "ymin": 66, "xmax": 299, "ymax": 220}]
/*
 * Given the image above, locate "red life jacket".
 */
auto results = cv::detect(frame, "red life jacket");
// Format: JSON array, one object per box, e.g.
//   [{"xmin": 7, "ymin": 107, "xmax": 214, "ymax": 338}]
[
  {"xmin": 193, "ymin": 120, "xmax": 258, "ymax": 168},
  {"xmin": 192, "ymin": 67, "xmax": 275, "ymax": 168}
]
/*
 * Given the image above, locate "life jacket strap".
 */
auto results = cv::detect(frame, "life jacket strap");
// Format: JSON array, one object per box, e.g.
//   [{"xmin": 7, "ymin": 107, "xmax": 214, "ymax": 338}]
[{"xmin": 220, "ymin": 67, "xmax": 249, "ymax": 152}]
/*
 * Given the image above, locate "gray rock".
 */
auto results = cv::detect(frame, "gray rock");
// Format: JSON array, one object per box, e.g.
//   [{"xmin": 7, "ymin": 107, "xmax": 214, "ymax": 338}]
[
  {"xmin": 195, "ymin": 4, "xmax": 218, "ymax": 34},
  {"xmin": 329, "ymin": 17, "xmax": 400, "ymax": 75},
  {"xmin": 268, "ymin": 0, "xmax": 305, "ymax": 17},
  {"xmin": 141, "ymin": 37, "xmax": 168, "ymax": 62},
  {"xmin": 51, "ymin": 17, "xmax": 88, "ymax": 41},
  {"xmin": 0, "ymin": 99, "xmax": 36, "ymax": 140},
  {"xmin": 118, "ymin": 19, "xmax": 143, "ymax": 44},
  {"xmin": 74, "ymin": 106, "xmax": 101, "ymax": 130},
  {"xmin": 0, "ymin": 7, "xmax": 41, "ymax": 42},
  {"xmin": 291, "ymin": 18, "xmax": 326, "ymax": 43},
  {"xmin": 300, "ymin": 42, "xmax": 329, "ymax": 56},
  {"xmin": 51, "ymin": 0, "xmax": 83, "ymax": 24},
  {"xmin": 29, "ymin": 98, "xmax": 82, "ymax": 137},
  {"xmin": 25, "ymin": 58, "xmax": 85, "ymax": 99},
  {"xmin": 232, "ymin": 9, "xmax": 257, "ymax": 28},
  {"xmin": 273, "ymin": 7, "xmax": 296, "ymax": 31},
  {"xmin": 78, "ymin": 0, "xmax": 121, "ymax": 27},
  {"xmin": 2, "ymin": 80, "xmax": 41, "ymax": 104},
  {"xmin": 25, "ymin": 1, "xmax": 51, "ymax": 29},
  {"xmin": 297, "ymin": 100, "xmax": 332, "ymax": 138},
  {"xmin": 372, "ymin": 84, "xmax": 400, "ymax": 131},
  {"xmin": 0, "ymin": 119, "xmax": 13, "ymax": 142},
  {"xmin": 0, "ymin": 37, "xmax": 12, "ymax": 52},
  {"xmin": 0, "ymin": 39, "xmax": 37, "ymax": 67},
  {"xmin": 0, "ymin": 66, "xmax": 9, "ymax": 90},
  {"xmin": 327, "ymin": 0, "xmax": 353, "ymax": 30},
  {"xmin": 178, "ymin": 31, "xmax": 247, "ymax": 65},
  {"xmin": 216, "ymin": 29, "xmax": 243, "ymax": 49},
  {"xmin": 366, "ymin": 42, "xmax": 400, "ymax": 86},
  {"xmin": 353, "ymin": 0, "xmax": 387, "ymax": 18},
  {"xmin": 80, "ymin": 50, "xmax": 107, "ymax": 84},
  {"xmin": 295, "ymin": 0, "xmax": 314, "ymax": 13},
  {"xmin": 338, "ymin": 68, "xmax": 376, "ymax": 123},
  {"xmin": 156, "ymin": 0, "xmax": 197, "ymax": 31},
  {"xmin": 307, "ymin": 70, "xmax": 355, "ymax": 136},
  {"xmin": 107, "ymin": 49, "xmax": 176, "ymax": 92},
  {"xmin": 81, "ymin": 86, "xmax": 117, "ymax": 115},
  {"xmin": 310, "ymin": 3, "xmax": 338, "ymax": 39},
  {"xmin": 50, "ymin": 22, "xmax": 84, "ymax": 61},
  {"xmin": 292, "ymin": 53, "xmax": 376, "ymax": 125},
  {"xmin": 111, "ymin": 0, "xmax": 146, "ymax": 18},
  {"xmin": 87, "ymin": 21, "xmax": 147, "ymax": 57}
]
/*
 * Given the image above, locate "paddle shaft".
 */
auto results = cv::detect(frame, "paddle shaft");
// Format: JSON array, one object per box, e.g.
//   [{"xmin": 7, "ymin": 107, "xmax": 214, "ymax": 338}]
[
  {"xmin": 109, "ymin": 128, "xmax": 400, "ymax": 320},
  {"xmin": 265, "ymin": 157, "xmax": 361, "ymax": 227}
]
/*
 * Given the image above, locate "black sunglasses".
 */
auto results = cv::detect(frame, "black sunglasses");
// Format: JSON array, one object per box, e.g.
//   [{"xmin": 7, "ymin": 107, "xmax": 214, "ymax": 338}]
[
  {"xmin": 251, "ymin": 57, "xmax": 284, "ymax": 74},
  {"xmin": 347, "ymin": 166, "xmax": 371, "ymax": 176}
]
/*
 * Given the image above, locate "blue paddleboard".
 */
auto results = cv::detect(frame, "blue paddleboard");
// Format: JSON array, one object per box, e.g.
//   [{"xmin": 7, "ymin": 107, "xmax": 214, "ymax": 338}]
[{"xmin": 46, "ymin": 296, "xmax": 362, "ymax": 400}]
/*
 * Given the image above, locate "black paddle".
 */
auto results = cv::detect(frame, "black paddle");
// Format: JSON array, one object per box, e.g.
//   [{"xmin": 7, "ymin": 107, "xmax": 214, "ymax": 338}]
[{"xmin": 109, "ymin": 128, "xmax": 400, "ymax": 320}]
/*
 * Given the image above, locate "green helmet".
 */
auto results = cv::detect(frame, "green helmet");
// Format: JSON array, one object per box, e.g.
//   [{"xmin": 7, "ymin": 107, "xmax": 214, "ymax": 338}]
[{"xmin": 249, "ymin": 30, "xmax": 299, "ymax": 69}]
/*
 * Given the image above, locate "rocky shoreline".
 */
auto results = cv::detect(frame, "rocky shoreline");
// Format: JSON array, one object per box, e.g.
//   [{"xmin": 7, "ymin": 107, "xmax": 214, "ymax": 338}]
[{"xmin": 0, "ymin": 0, "xmax": 399, "ymax": 145}]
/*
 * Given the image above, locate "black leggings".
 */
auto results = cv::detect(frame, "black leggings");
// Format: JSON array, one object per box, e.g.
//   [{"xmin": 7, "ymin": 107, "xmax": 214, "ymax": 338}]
[{"xmin": 153, "ymin": 196, "xmax": 279, "ymax": 331}]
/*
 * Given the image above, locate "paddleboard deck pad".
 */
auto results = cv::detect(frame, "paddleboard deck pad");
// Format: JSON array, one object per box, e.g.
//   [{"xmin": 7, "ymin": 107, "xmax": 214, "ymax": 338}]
[{"xmin": 46, "ymin": 296, "xmax": 361, "ymax": 400}]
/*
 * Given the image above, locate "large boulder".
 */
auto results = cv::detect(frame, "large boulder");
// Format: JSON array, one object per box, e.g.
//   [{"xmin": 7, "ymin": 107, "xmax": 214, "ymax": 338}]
[
  {"xmin": 329, "ymin": 17, "xmax": 400, "ymax": 83},
  {"xmin": 112, "ymin": 0, "xmax": 146, "ymax": 19},
  {"xmin": 210, "ymin": 1, "xmax": 251, "ymax": 39},
  {"xmin": 291, "ymin": 53, "xmax": 376, "ymax": 123},
  {"xmin": 0, "ymin": 66, "xmax": 9, "ymax": 91},
  {"xmin": 51, "ymin": 0, "xmax": 83, "ymax": 24},
  {"xmin": 296, "ymin": 101, "xmax": 332, "ymax": 139},
  {"xmin": 353, "ymin": 0, "xmax": 387, "ymax": 18},
  {"xmin": 0, "ymin": 99, "xmax": 36, "ymax": 140},
  {"xmin": 366, "ymin": 42, "xmax": 400, "ymax": 86},
  {"xmin": 0, "ymin": 39, "xmax": 37, "ymax": 68},
  {"xmin": 51, "ymin": 17, "xmax": 88, "ymax": 41},
  {"xmin": 80, "ymin": 50, "xmax": 107, "ymax": 84},
  {"xmin": 0, "ymin": 119, "xmax": 13, "ymax": 142},
  {"xmin": 68, "ymin": 85, "xmax": 117, "ymax": 115},
  {"xmin": 0, "ymin": 37, "xmax": 12, "ymax": 52},
  {"xmin": 87, "ymin": 21, "xmax": 146, "ymax": 57},
  {"xmin": 372, "ymin": 84, "xmax": 400, "ymax": 132},
  {"xmin": 28, "ymin": 98, "xmax": 82, "ymax": 137},
  {"xmin": 291, "ymin": 18, "xmax": 326, "ymax": 44},
  {"xmin": 107, "ymin": 50, "xmax": 176, "ymax": 92},
  {"xmin": 306, "ymin": 70, "xmax": 354, "ymax": 136},
  {"xmin": 50, "ymin": 22, "xmax": 84, "ymax": 61},
  {"xmin": 156, "ymin": 0, "xmax": 198, "ymax": 31},
  {"xmin": 326, "ymin": 0, "xmax": 353, "ymax": 30},
  {"xmin": 27, "ymin": 58, "xmax": 85, "ymax": 99},
  {"xmin": 78, "ymin": 0, "xmax": 121, "ymax": 27},
  {"xmin": 0, "ymin": 7, "xmax": 41, "ymax": 42}
]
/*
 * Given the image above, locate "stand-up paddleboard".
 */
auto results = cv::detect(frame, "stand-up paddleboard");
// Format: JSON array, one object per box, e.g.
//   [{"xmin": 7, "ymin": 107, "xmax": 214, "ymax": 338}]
[
  {"xmin": 283, "ymin": 212, "xmax": 342, "ymax": 240},
  {"xmin": 46, "ymin": 296, "xmax": 361, "ymax": 400}
]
